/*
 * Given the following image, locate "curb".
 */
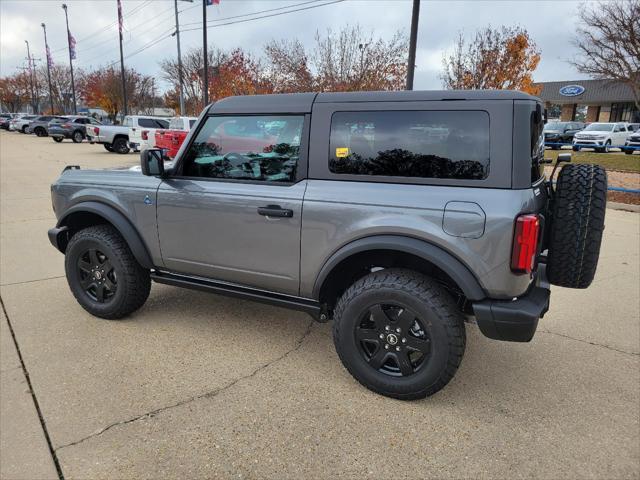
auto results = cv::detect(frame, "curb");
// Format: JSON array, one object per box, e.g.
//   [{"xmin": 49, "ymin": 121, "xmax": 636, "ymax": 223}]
[{"xmin": 608, "ymin": 202, "xmax": 640, "ymax": 213}]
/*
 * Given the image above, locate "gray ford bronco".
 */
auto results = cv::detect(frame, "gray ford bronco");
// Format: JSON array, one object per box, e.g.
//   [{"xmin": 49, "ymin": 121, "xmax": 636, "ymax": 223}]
[{"xmin": 48, "ymin": 91, "xmax": 607, "ymax": 399}]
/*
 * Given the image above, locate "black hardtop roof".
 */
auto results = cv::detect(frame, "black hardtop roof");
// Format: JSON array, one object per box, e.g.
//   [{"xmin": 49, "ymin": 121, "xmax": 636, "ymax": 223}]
[{"xmin": 208, "ymin": 90, "xmax": 538, "ymax": 114}]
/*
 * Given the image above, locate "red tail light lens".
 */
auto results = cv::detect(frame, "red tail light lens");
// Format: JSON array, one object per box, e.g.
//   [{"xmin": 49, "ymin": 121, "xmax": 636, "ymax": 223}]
[
  {"xmin": 63, "ymin": 123, "xmax": 72, "ymax": 128},
  {"xmin": 141, "ymin": 130, "xmax": 149, "ymax": 140},
  {"xmin": 511, "ymin": 214, "xmax": 540, "ymax": 274},
  {"xmin": 94, "ymin": 127, "xmax": 100, "ymax": 135}
]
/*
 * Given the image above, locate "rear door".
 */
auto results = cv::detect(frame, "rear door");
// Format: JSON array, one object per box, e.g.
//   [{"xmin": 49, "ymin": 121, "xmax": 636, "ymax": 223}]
[
  {"xmin": 613, "ymin": 124, "xmax": 627, "ymax": 146},
  {"xmin": 156, "ymin": 113, "xmax": 309, "ymax": 295}
]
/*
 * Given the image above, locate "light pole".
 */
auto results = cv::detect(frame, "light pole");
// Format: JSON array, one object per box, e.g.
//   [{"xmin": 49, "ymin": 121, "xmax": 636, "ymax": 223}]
[
  {"xmin": 24, "ymin": 40, "xmax": 37, "ymax": 114},
  {"xmin": 117, "ymin": 0, "xmax": 128, "ymax": 117},
  {"xmin": 62, "ymin": 4, "xmax": 77, "ymax": 114},
  {"xmin": 174, "ymin": 0, "xmax": 186, "ymax": 115},
  {"xmin": 202, "ymin": 0, "xmax": 209, "ymax": 107},
  {"xmin": 406, "ymin": 0, "xmax": 421, "ymax": 90},
  {"xmin": 41, "ymin": 23, "xmax": 55, "ymax": 114}
]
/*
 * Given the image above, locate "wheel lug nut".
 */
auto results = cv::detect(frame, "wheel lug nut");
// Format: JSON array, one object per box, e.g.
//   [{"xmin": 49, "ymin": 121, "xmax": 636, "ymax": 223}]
[
  {"xmin": 379, "ymin": 333, "xmax": 384, "ymax": 339},
  {"xmin": 402, "ymin": 338, "xmax": 407, "ymax": 343},
  {"xmin": 396, "ymin": 346, "xmax": 400, "ymax": 351},
  {"xmin": 384, "ymin": 344, "xmax": 389, "ymax": 349},
  {"xmin": 385, "ymin": 326, "xmax": 390, "ymax": 331},
  {"xmin": 396, "ymin": 328, "xmax": 401, "ymax": 333}
]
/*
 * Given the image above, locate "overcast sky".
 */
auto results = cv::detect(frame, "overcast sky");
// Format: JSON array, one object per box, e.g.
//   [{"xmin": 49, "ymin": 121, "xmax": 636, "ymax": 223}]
[{"xmin": 0, "ymin": 0, "xmax": 590, "ymax": 92}]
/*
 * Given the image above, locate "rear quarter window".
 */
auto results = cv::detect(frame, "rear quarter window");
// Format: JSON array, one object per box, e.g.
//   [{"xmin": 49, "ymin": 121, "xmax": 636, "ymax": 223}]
[{"xmin": 328, "ymin": 110, "xmax": 489, "ymax": 180}]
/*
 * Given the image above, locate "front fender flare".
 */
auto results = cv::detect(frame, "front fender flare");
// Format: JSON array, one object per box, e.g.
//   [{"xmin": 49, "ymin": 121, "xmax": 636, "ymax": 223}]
[
  {"xmin": 55, "ymin": 201, "xmax": 154, "ymax": 269},
  {"xmin": 312, "ymin": 235, "xmax": 486, "ymax": 301}
]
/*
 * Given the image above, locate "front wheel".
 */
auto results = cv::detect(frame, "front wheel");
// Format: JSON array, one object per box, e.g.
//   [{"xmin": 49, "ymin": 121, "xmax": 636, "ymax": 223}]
[
  {"xmin": 65, "ymin": 225, "xmax": 151, "ymax": 319},
  {"xmin": 333, "ymin": 269, "xmax": 466, "ymax": 400},
  {"xmin": 52, "ymin": 137, "xmax": 63, "ymax": 143},
  {"xmin": 112, "ymin": 137, "xmax": 130, "ymax": 154}
]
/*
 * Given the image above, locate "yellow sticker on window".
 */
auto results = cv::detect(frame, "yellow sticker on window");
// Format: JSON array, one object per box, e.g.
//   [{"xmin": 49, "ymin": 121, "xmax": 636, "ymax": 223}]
[{"xmin": 336, "ymin": 147, "xmax": 349, "ymax": 158}]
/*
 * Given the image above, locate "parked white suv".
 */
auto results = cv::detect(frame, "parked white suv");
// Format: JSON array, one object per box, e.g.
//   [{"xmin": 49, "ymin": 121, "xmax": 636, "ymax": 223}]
[
  {"xmin": 573, "ymin": 122, "xmax": 630, "ymax": 153},
  {"xmin": 126, "ymin": 116, "xmax": 169, "ymax": 152}
]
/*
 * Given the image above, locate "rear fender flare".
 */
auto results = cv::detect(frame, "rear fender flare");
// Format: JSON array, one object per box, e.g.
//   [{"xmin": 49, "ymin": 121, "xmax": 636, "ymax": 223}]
[{"xmin": 312, "ymin": 235, "xmax": 486, "ymax": 301}]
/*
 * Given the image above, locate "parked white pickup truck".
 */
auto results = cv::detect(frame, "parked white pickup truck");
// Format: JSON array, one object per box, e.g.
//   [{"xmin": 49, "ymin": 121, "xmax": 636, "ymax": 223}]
[
  {"xmin": 86, "ymin": 115, "xmax": 169, "ymax": 154},
  {"xmin": 127, "ymin": 116, "xmax": 170, "ymax": 153}
]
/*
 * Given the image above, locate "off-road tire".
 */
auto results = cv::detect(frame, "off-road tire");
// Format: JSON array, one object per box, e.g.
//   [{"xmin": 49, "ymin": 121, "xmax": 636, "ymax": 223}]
[
  {"xmin": 103, "ymin": 143, "xmax": 114, "ymax": 152},
  {"xmin": 333, "ymin": 269, "xmax": 466, "ymax": 400},
  {"xmin": 72, "ymin": 130, "xmax": 84, "ymax": 143},
  {"xmin": 547, "ymin": 164, "xmax": 607, "ymax": 289},
  {"xmin": 52, "ymin": 137, "xmax": 63, "ymax": 143},
  {"xmin": 65, "ymin": 225, "xmax": 151, "ymax": 319},
  {"xmin": 112, "ymin": 137, "xmax": 130, "ymax": 154}
]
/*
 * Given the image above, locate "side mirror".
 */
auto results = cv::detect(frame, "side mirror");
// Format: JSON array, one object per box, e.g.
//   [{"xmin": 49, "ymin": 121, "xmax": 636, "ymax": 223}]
[{"xmin": 140, "ymin": 149, "xmax": 165, "ymax": 177}]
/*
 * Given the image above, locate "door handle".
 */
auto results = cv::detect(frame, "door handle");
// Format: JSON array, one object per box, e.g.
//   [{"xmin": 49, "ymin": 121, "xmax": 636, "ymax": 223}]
[{"xmin": 257, "ymin": 205, "xmax": 293, "ymax": 218}]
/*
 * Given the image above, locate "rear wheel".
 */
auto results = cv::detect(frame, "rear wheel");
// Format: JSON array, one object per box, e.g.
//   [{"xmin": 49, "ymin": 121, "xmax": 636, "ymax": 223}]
[
  {"xmin": 572, "ymin": 145, "xmax": 580, "ymax": 152},
  {"xmin": 52, "ymin": 137, "xmax": 63, "ymax": 143},
  {"xmin": 35, "ymin": 127, "xmax": 46, "ymax": 137},
  {"xmin": 333, "ymin": 269, "xmax": 465, "ymax": 400},
  {"xmin": 624, "ymin": 149, "xmax": 633, "ymax": 155},
  {"xmin": 21, "ymin": 125, "xmax": 28, "ymax": 133},
  {"xmin": 65, "ymin": 225, "xmax": 151, "ymax": 319},
  {"xmin": 547, "ymin": 164, "xmax": 607, "ymax": 289},
  {"xmin": 72, "ymin": 130, "xmax": 84, "ymax": 143},
  {"xmin": 112, "ymin": 137, "xmax": 130, "ymax": 154}
]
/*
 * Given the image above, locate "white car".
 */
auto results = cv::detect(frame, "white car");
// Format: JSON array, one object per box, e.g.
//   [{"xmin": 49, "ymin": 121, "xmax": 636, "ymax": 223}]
[
  {"xmin": 573, "ymin": 122, "xmax": 631, "ymax": 153},
  {"xmin": 10, "ymin": 114, "xmax": 38, "ymax": 133},
  {"xmin": 126, "ymin": 116, "xmax": 170, "ymax": 152}
]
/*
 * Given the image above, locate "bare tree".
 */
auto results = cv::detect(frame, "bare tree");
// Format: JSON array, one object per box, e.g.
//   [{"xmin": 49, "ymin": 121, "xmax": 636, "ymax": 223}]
[
  {"xmin": 571, "ymin": 0, "xmax": 640, "ymax": 110},
  {"xmin": 440, "ymin": 26, "xmax": 541, "ymax": 94},
  {"xmin": 264, "ymin": 25, "xmax": 408, "ymax": 93}
]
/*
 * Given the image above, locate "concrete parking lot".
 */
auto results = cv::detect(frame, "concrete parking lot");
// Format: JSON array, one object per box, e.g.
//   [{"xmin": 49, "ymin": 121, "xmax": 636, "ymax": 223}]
[{"xmin": 1, "ymin": 130, "xmax": 638, "ymax": 479}]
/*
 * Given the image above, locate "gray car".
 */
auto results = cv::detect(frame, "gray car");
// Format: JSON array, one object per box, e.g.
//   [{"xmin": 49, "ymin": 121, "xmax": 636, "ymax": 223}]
[
  {"xmin": 48, "ymin": 91, "xmax": 607, "ymax": 399},
  {"xmin": 27, "ymin": 115, "xmax": 68, "ymax": 136}
]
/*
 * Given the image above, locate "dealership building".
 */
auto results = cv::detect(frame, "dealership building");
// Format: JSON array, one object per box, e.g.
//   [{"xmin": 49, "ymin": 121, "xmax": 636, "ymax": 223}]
[{"xmin": 536, "ymin": 79, "xmax": 639, "ymax": 123}]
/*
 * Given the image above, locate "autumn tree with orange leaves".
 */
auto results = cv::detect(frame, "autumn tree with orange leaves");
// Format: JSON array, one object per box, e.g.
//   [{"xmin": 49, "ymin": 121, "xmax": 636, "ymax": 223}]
[
  {"xmin": 441, "ymin": 26, "xmax": 541, "ymax": 95},
  {"xmin": 77, "ymin": 66, "xmax": 154, "ymax": 121},
  {"xmin": 0, "ymin": 72, "xmax": 32, "ymax": 112}
]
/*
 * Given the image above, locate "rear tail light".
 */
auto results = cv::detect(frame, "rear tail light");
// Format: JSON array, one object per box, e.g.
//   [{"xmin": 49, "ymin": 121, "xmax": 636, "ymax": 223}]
[
  {"xmin": 141, "ymin": 130, "xmax": 149, "ymax": 140},
  {"xmin": 511, "ymin": 214, "xmax": 540, "ymax": 274},
  {"xmin": 172, "ymin": 136, "xmax": 180, "ymax": 145},
  {"xmin": 63, "ymin": 123, "xmax": 71, "ymax": 128},
  {"xmin": 94, "ymin": 127, "xmax": 99, "ymax": 135}
]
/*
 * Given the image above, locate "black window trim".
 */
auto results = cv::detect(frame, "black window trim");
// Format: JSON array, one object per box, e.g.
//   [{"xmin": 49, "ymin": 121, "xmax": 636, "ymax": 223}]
[
  {"xmin": 171, "ymin": 112, "xmax": 310, "ymax": 186},
  {"xmin": 326, "ymin": 108, "xmax": 491, "ymax": 182}
]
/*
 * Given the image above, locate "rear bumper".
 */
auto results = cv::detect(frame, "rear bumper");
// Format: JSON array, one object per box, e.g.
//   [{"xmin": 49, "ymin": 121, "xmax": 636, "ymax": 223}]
[{"xmin": 472, "ymin": 264, "xmax": 550, "ymax": 342}]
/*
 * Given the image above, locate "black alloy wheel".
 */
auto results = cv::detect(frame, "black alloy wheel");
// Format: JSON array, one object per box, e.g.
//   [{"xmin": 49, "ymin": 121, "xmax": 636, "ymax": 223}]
[
  {"xmin": 355, "ymin": 303, "xmax": 431, "ymax": 377},
  {"xmin": 72, "ymin": 130, "xmax": 84, "ymax": 143},
  {"xmin": 76, "ymin": 248, "xmax": 117, "ymax": 303}
]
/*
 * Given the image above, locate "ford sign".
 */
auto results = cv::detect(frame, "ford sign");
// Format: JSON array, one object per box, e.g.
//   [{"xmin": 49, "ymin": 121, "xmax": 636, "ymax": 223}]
[{"xmin": 559, "ymin": 85, "xmax": 585, "ymax": 97}]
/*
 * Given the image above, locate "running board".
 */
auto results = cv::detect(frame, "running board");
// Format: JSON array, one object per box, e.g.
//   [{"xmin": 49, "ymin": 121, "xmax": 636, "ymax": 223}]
[{"xmin": 150, "ymin": 271, "xmax": 322, "ymax": 319}]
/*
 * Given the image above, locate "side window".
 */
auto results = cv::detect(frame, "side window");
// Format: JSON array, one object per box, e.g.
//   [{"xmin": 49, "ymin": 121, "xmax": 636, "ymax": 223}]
[
  {"xmin": 138, "ymin": 118, "xmax": 156, "ymax": 128},
  {"xmin": 180, "ymin": 115, "xmax": 304, "ymax": 183},
  {"xmin": 156, "ymin": 119, "xmax": 169, "ymax": 129},
  {"xmin": 123, "ymin": 117, "xmax": 133, "ymax": 128},
  {"xmin": 189, "ymin": 119, "xmax": 197, "ymax": 129},
  {"xmin": 328, "ymin": 110, "xmax": 489, "ymax": 180}
]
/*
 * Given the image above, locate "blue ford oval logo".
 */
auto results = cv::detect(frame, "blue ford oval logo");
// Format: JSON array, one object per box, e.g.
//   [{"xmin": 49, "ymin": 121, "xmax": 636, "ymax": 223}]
[{"xmin": 559, "ymin": 85, "xmax": 585, "ymax": 96}]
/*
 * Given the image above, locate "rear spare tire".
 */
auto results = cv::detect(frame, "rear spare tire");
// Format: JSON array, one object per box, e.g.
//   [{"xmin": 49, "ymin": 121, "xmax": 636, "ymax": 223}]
[{"xmin": 547, "ymin": 164, "xmax": 607, "ymax": 289}]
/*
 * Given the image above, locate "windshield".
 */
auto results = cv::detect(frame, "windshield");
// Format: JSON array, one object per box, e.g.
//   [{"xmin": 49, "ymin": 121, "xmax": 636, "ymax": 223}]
[
  {"xmin": 584, "ymin": 123, "xmax": 614, "ymax": 132},
  {"xmin": 544, "ymin": 122, "xmax": 567, "ymax": 131}
]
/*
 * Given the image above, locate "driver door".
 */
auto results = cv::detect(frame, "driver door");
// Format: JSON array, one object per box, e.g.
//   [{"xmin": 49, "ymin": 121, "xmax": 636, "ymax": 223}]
[{"xmin": 156, "ymin": 114, "xmax": 308, "ymax": 296}]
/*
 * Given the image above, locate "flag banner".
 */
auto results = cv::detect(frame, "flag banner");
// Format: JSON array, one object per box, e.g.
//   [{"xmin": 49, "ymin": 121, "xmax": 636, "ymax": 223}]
[
  {"xmin": 46, "ymin": 44, "xmax": 54, "ymax": 67},
  {"xmin": 68, "ymin": 31, "xmax": 76, "ymax": 60},
  {"xmin": 206, "ymin": 0, "xmax": 220, "ymax": 5},
  {"xmin": 117, "ymin": 0, "xmax": 124, "ymax": 36}
]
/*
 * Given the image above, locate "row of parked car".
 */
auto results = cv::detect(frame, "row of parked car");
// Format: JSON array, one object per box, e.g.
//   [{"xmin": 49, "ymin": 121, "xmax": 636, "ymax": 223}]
[
  {"xmin": 543, "ymin": 120, "xmax": 640, "ymax": 154},
  {"xmin": 0, "ymin": 112, "xmax": 197, "ymax": 159}
]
